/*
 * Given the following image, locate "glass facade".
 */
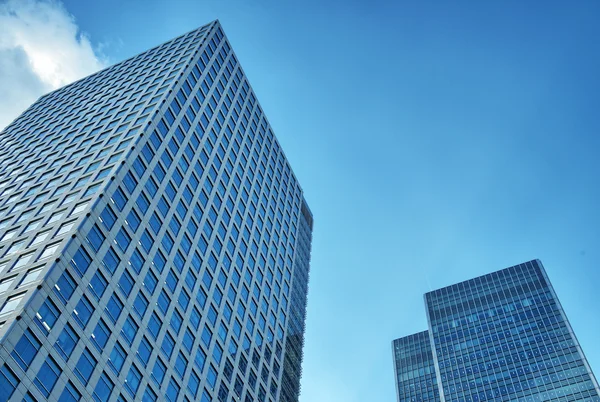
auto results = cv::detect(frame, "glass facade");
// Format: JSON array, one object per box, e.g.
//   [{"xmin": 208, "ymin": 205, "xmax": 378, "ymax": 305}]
[
  {"xmin": 393, "ymin": 331, "xmax": 440, "ymax": 402},
  {"xmin": 0, "ymin": 20, "xmax": 313, "ymax": 402},
  {"xmin": 393, "ymin": 260, "xmax": 600, "ymax": 402}
]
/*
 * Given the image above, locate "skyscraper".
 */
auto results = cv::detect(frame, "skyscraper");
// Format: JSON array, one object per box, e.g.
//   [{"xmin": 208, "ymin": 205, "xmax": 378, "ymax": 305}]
[
  {"xmin": 392, "ymin": 331, "xmax": 440, "ymax": 402},
  {"xmin": 0, "ymin": 20, "xmax": 313, "ymax": 402},
  {"xmin": 392, "ymin": 260, "xmax": 600, "ymax": 402}
]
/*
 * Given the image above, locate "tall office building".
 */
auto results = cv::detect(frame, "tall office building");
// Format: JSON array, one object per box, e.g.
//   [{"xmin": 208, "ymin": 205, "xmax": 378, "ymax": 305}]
[
  {"xmin": 392, "ymin": 331, "xmax": 440, "ymax": 402},
  {"xmin": 392, "ymin": 260, "xmax": 600, "ymax": 402},
  {"xmin": 0, "ymin": 20, "xmax": 313, "ymax": 402}
]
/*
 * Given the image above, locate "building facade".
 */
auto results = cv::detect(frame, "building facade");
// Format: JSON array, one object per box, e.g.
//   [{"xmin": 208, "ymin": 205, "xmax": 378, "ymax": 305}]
[
  {"xmin": 0, "ymin": 20, "xmax": 313, "ymax": 402},
  {"xmin": 393, "ymin": 260, "xmax": 600, "ymax": 402},
  {"xmin": 392, "ymin": 331, "xmax": 440, "ymax": 402}
]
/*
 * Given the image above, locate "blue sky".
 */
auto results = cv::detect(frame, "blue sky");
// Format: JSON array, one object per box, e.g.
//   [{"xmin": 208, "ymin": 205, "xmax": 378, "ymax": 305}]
[{"xmin": 2, "ymin": 1, "xmax": 600, "ymax": 401}]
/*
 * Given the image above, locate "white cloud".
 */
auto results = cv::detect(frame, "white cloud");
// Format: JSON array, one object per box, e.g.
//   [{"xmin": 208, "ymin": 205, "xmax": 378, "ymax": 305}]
[{"xmin": 0, "ymin": 0, "xmax": 106, "ymax": 130}]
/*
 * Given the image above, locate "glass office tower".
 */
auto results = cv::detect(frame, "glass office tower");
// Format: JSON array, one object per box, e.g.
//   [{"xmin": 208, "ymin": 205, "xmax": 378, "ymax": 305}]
[
  {"xmin": 392, "ymin": 260, "xmax": 600, "ymax": 402},
  {"xmin": 0, "ymin": 20, "xmax": 313, "ymax": 402},
  {"xmin": 392, "ymin": 331, "xmax": 440, "ymax": 402}
]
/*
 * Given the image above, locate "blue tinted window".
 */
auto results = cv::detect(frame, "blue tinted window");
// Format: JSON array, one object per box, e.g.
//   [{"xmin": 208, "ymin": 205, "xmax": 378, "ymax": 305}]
[
  {"xmin": 73, "ymin": 296, "xmax": 94, "ymax": 328},
  {"xmin": 174, "ymin": 352, "xmax": 188, "ymax": 378},
  {"xmin": 105, "ymin": 292, "xmax": 124, "ymax": 323},
  {"xmin": 148, "ymin": 313, "xmax": 161, "ymax": 340},
  {"xmin": 140, "ymin": 230, "xmax": 154, "ymax": 253},
  {"xmin": 130, "ymin": 248, "xmax": 145, "ymax": 274},
  {"xmin": 149, "ymin": 213, "xmax": 162, "ymax": 234},
  {"xmin": 111, "ymin": 188, "xmax": 127, "ymax": 211},
  {"xmin": 153, "ymin": 250, "xmax": 166, "ymax": 274},
  {"xmin": 152, "ymin": 357, "xmax": 167, "ymax": 386},
  {"xmin": 71, "ymin": 247, "xmax": 92, "ymax": 277},
  {"xmin": 58, "ymin": 381, "xmax": 81, "ymax": 402},
  {"xmin": 136, "ymin": 193, "xmax": 150, "ymax": 214},
  {"xmin": 55, "ymin": 323, "xmax": 79, "ymax": 361},
  {"xmin": 11, "ymin": 329, "xmax": 41, "ymax": 370},
  {"xmin": 157, "ymin": 290, "xmax": 170, "ymax": 315},
  {"xmin": 89, "ymin": 270, "xmax": 108, "ymax": 300},
  {"xmin": 54, "ymin": 270, "xmax": 77, "ymax": 304},
  {"xmin": 126, "ymin": 210, "xmax": 141, "ymax": 232},
  {"xmin": 102, "ymin": 247, "xmax": 120, "ymax": 275},
  {"xmin": 36, "ymin": 298, "xmax": 60, "ymax": 334},
  {"xmin": 0, "ymin": 365, "xmax": 19, "ymax": 401},
  {"xmin": 118, "ymin": 270, "xmax": 135, "ymax": 297},
  {"xmin": 123, "ymin": 171, "xmax": 138, "ymax": 193},
  {"xmin": 100, "ymin": 206, "xmax": 117, "ymax": 231},
  {"xmin": 92, "ymin": 372, "xmax": 114, "ymax": 402},
  {"xmin": 86, "ymin": 224, "xmax": 105, "ymax": 252},
  {"xmin": 108, "ymin": 342, "xmax": 126, "ymax": 375},
  {"xmin": 137, "ymin": 337, "xmax": 152, "ymax": 364},
  {"xmin": 75, "ymin": 348, "xmax": 97, "ymax": 385},
  {"xmin": 170, "ymin": 310, "xmax": 183, "ymax": 334},
  {"xmin": 144, "ymin": 270, "xmax": 158, "ymax": 295},
  {"xmin": 92, "ymin": 320, "xmax": 110, "ymax": 351},
  {"xmin": 166, "ymin": 378, "xmax": 180, "ymax": 402},
  {"xmin": 121, "ymin": 315, "xmax": 138, "ymax": 345},
  {"xmin": 142, "ymin": 388, "xmax": 158, "ymax": 402},
  {"xmin": 34, "ymin": 356, "xmax": 62, "ymax": 397},
  {"xmin": 161, "ymin": 332, "xmax": 175, "ymax": 359},
  {"xmin": 133, "ymin": 292, "xmax": 149, "ymax": 318},
  {"xmin": 115, "ymin": 228, "xmax": 131, "ymax": 252}
]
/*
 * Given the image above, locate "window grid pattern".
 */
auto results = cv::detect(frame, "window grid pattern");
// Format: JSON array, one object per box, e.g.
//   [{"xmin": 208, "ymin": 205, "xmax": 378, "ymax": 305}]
[
  {"xmin": 393, "ymin": 331, "xmax": 440, "ymax": 402},
  {"xmin": 0, "ymin": 19, "xmax": 313, "ymax": 402},
  {"xmin": 0, "ymin": 20, "xmax": 208, "ymax": 330},
  {"xmin": 424, "ymin": 260, "xmax": 600, "ymax": 402}
]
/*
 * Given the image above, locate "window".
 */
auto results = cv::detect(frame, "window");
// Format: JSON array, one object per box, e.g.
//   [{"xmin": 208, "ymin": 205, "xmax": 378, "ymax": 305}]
[
  {"xmin": 71, "ymin": 246, "xmax": 92, "ymax": 277},
  {"xmin": 105, "ymin": 292, "xmax": 124, "ymax": 323},
  {"xmin": 100, "ymin": 206, "xmax": 117, "ymax": 230},
  {"xmin": 75, "ymin": 348, "xmax": 97, "ymax": 385},
  {"xmin": 18, "ymin": 267, "xmax": 43, "ymax": 288},
  {"xmin": 161, "ymin": 332, "xmax": 175, "ymax": 359},
  {"xmin": 87, "ymin": 224, "xmax": 105, "ymax": 252},
  {"xmin": 92, "ymin": 319, "xmax": 111, "ymax": 351},
  {"xmin": 125, "ymin": 365, "xmax": 142, "ymax": 397},
  {"xmin": 111, "ymin": 187, "xmax": 126, "ymax": 211},
  {"xmin": 55, "ymin": 324, "xmax": 79, "ymax": 361},
  {"xmin": 129, "ymin": 248, "xmax": 145, "ymax": 274},
  {"xmin": 30, "ymin": 230, "xmax": 51, "ymax": 246},
  {"xmin": 73, "ymin": 295, "xmax": 94, "ymax": 329},
  {"xmin": 137, "ymin": 336, "xmax": 152, "ymax": 364},
  {"xmin": 93, "ymin": 372, "xmax": 114, "ymax": 402},
  {"xmin": 142, "ymin": 388, "xmax": 158, "ymax": 402},
  {"xmin": 118, "ymin": 270, "xmax": 135, "ymax": 297},
  {"xmin": 11, "ymin": 328, "xmax": 41, "ymax": 370},
  {"xmin": 108, "ymin": 343, "xmax": 126, "ymax": 375},
  {"xmin": 0, "ymin": 276, "xmax": 15, "ymax": 294},
  {"xmin": 0, "ymin": 365, "xmax": 19, "ymax": 401},
  {"xmin": 57, "ymin": 220, "xmax": 77, "ymax": 236},
  {"xmin": 89, "ymin": 270, "xmax": 108, "ymax": 300},
  {"xmin": 115, "ymin": 228, "xmax": 131, "ymax": 252},
  {"xmin": 166, "ymin": 378, "xmax": 180, "ymax": 402},
  {"xmin": 34, "ymin": 356, "xmax": 62, "ymax": 397},
  {"xmin": 188, "ymin": 371, "xmax": 200, "ymax": 397},
  {"xmin": 12, "ymin": 252, "xmax": 34, "ymax": 269},
  {"xmin": 126, "ymin": 210, "xmax": 141, "ymax": 232},
  {"xmin": 148, "ymin": 312, "xmax": 162, "ymax": 339},
  {"xmin": 36, "ymin": 298, "xmax": 60, "ymax": 333},
  {"xmin": 121, "ymin": 315, "xmax": 138, "ymax": 345},
  {"xmin": 152, "ymin": 358, "xmax": 167, "ymax": 386},
  {"xmin": 102, "ymin": 247, "xmax": 120, "ymax": 275},
  {"xmin": 72, "ymin": 201, "xmax": 88, "ymax": 215},
  {"xmin": 174, "ymin": 352, "xmax": 188, "ymax": 378},
  {"xmin": 58, "ymin": 381, "xmax": 81, "ymax": 402},
  {"xmin": 133, "ymin": 292, "xmax": 149, "ymax": 318}
]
